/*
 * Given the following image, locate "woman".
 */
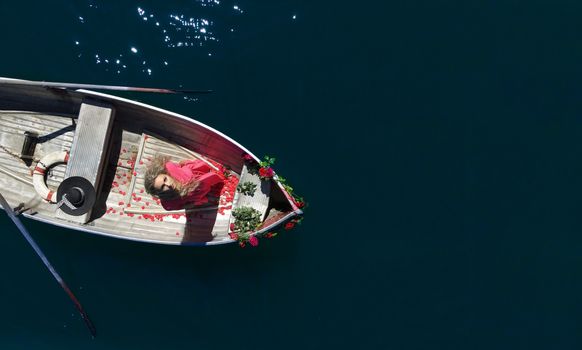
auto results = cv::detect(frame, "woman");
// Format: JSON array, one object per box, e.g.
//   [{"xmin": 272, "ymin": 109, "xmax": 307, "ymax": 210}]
[{"xmin": 144, "ymin": 155, "xmax": 224, "ymax": 210}]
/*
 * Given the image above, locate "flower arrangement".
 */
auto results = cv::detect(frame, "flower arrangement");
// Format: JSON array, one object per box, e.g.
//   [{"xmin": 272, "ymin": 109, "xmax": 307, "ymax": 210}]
[
  {"xmin": 262, "ymin": 156, "xmax": 303, "ymax": 207},
  {"xmin": 242, "ymin": 154, "xmax": 305, "ymax": 208},
  {"xmin": 233, "ymin": 154, "xmax": 306, "ymax": 248},
  {"xmin": 244, "ymin": 154, "xmax": 276, "ymax": 180},
  {"xmin": 236, "ymin": 181, "xmax": 257, "ymax": 196},
  {"xmin": 229, "ymin": 206, "xmax": 262, "ymax": 247},
  {"xmin": 258, "ymin": 156, "xmax": 276, "ymax": 179}
]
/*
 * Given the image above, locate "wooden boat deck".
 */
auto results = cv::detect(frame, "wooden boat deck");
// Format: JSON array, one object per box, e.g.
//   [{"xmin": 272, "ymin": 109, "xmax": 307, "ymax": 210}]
[
  {"xmin": 0, "ymin": 111, "xmax": 73, "ymax": 212},
  {"xmin": 0, "ymin": 110, "xmax": 239, "ymax": 245}
]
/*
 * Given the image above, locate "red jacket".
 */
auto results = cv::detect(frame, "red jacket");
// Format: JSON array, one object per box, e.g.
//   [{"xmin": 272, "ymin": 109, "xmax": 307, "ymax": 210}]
[{"xmin": 161, "ymin": 160, "xmax": 223, "ymax": 210}]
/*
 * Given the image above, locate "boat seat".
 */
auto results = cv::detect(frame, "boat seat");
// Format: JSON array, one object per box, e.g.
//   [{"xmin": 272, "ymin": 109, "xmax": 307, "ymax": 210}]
[
  {"xmin": 56, "ymin": 101, "xmax": 115, "ymax": 224},
  {"xmin": 230, "ymin": 163, "xmax": 271, "ymax": 222}
]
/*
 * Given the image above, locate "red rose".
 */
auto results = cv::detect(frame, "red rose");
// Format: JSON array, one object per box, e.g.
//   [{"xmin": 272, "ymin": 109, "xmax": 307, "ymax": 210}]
[
  {"xmin": 249, "ymin": 236, "xmax": 259, "ymax": 247},
  {"xmin": 229, "ymin": 223, "xmax": 236, "ymax": 232},
  {"xmin": 295, "ymin": 201, "xmax": 305, "ymax": 208},
  {"xmin": 229, "ymin": 233, "xmax": 239, "ymax": 240},
  {"xmin": 238, "ymin": 241, "xmax": 246, "ymax": 248},
  {"xmin": 259, "ymin": 167, "xmax": 274, "ymax": 178},
  {"xmin": 285, "ymin": 222, "xmax": 295, "ymax": 230}
]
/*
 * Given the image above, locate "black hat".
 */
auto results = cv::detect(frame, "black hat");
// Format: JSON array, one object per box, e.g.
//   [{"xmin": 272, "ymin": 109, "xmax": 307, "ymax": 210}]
[{"xmin": 56, "ymin": 177, "xmax": 96, "ymax": 216}]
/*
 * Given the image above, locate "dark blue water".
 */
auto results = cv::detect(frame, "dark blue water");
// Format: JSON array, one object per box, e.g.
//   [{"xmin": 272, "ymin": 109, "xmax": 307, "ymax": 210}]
[{"xmin": 2, "ymin": 1, "xmax": 582, "ymax": 349}]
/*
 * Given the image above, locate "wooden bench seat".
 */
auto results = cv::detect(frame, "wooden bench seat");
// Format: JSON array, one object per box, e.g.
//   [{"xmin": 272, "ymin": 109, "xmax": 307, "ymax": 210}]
[{"xmin": 56, "ymin": 101, "xmax": 114, "ymax": 223}]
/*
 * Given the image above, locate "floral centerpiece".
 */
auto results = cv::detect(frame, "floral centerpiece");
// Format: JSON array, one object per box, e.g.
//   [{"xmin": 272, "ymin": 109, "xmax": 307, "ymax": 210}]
[
  {"xmin": 229, "ymin": 206, "xmax": 262, "ymax": 247},
  {"xmin": 230, "ymin": 154, "xmax": 306, "ymax": 248}
]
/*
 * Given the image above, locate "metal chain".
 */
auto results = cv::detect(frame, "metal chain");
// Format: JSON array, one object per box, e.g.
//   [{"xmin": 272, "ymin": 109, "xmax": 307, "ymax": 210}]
[{"xmin": 0, "ymin": 144, "xmax": 38, "ymax": 166}]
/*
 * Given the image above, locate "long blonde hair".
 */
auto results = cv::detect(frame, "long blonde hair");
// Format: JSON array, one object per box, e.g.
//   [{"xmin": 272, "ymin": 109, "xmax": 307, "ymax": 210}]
[{"xmin": 144, "ymin": 155, "xmax": 200, "ymax": 199}]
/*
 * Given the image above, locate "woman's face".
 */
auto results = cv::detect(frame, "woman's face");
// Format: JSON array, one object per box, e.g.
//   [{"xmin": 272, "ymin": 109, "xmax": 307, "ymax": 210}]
[{"xmin": 154, "ymin": 174, "xmax": 176, "ymax": 193}]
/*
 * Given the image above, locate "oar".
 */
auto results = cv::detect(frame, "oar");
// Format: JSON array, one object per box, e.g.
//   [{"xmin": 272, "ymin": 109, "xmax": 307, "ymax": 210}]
[
  {"xmin": 0, "ymin": 77, "xmax": 212, "ymax": 95},
  {"xmin": 0, "ymin": 193, "xmax": 97, "ymax": 338}
]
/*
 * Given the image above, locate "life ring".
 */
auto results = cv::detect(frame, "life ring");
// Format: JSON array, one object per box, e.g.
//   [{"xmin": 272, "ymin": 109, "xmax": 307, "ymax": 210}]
[{"xmin": 33, "ymin": 151, "xmax": 69, "ymax": 203}]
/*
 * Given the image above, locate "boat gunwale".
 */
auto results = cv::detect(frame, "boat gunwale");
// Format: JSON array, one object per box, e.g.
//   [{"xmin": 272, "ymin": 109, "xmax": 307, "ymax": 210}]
[{"xmin": 21, "ymin": 208, "xmax": 302, "ymax": 246}]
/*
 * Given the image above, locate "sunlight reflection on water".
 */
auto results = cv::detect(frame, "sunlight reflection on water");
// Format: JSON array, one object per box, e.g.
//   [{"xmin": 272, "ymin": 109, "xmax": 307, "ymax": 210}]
[{"xmin": 73, "ymin": 0, "xmax": 243, "ymax": 79}]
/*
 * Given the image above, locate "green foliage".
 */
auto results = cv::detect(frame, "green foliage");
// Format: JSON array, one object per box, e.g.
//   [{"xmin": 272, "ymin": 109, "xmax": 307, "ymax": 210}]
[
  {"xmin": 259, "ymin": 155, "xmax": 276, "ymax": 168},
  {"xmin": 232, "ymin": 206, "xmax": 262, "ymax": 233},
  {"xmin": 276, "ymin": 175, "xmax": 305, "ymax": 206},
  {"xmin": 236, "ymin": 181, "xmax": 257, "ymax": 196}
]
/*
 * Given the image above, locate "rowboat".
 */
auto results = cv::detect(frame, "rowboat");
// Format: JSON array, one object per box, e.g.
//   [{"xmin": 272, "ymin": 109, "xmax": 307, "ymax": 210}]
[{"xmin": 0, "ymin": 77, "xmax": 304, "ymax": 246}]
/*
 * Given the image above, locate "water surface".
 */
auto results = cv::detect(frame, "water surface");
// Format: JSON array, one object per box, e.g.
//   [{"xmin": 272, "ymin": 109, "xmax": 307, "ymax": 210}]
[{"xmin": 1, "ymin": 1, "xmax": 582, "ymax": 349}]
